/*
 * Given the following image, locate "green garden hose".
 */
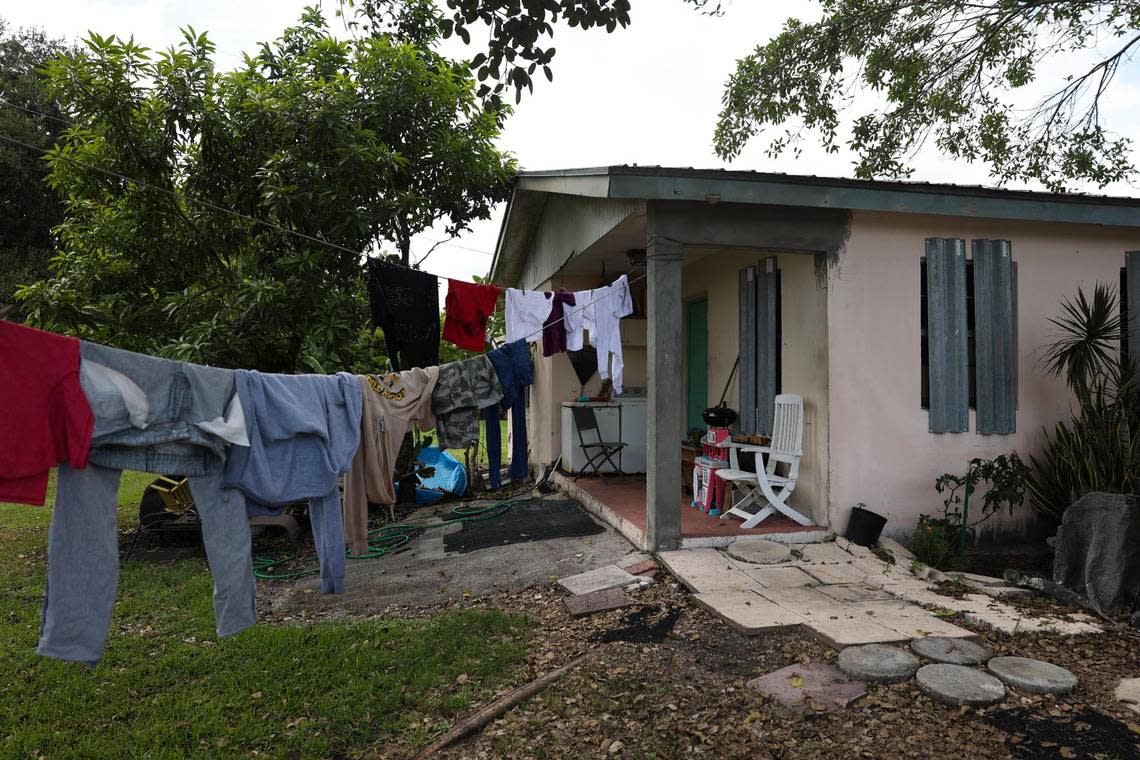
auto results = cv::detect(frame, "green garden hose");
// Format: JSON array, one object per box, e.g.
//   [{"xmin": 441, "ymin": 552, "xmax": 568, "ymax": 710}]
[{"xmin": 252, "ymin": 495, "xmax": 536, "ymax": 580}]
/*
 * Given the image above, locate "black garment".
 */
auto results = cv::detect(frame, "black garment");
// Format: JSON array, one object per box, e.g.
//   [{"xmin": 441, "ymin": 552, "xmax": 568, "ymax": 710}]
[{"xmin": 367, "ymin": 258, "xmax": 440, "ymax": 370}]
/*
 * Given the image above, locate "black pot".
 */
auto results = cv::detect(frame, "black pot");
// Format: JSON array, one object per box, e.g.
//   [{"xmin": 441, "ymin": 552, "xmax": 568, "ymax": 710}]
[
  {"xmin": 845, "ymin": 506, "xmax": 888, "ymax": 547},
  {"xmin": 702, "ymin": 404, "xmax": 738, "ymax": 427}
]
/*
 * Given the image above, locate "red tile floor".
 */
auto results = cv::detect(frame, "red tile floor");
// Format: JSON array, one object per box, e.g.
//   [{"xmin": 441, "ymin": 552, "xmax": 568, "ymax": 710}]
[{"xmin": 566, "ymin": 474, "xmax": 826, "ymax": 539}]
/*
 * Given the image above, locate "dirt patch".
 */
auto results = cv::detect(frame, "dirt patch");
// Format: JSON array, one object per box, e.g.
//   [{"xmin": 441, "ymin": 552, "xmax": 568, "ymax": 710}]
[{"xmin": 593, "ymin": 604, "xmax": 683, "ymax": 644}]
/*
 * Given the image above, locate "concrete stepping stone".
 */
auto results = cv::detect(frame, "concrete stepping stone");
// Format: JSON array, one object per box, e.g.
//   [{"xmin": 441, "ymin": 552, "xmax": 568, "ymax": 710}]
[
  {"xmin": 741, "ymin": 565, "xmax": 818, "ymax": 588},
  {"xmin": 564, "ymin": 587, "xmax": 630, "ymax": 618},
  {"xmin": 847, "ymin": 600, "xmax": 977, "ymax": 639},
  {"xmin": 692, "ymin": 590, "xmax": 807, "ymax": 635},
  {"xmin": 558, "ymin": 565, "xmax": 638, "ymax": 595},
  {"xmin": 911, "ymin": 636, "xmax": 993, "ymax": 665},
  {"xmin": 747, "ymin": 662, "xmax": 867, "ymax": 709},
  {"xmin": 987, "ymin": 656, "xmax": 1078, "ymax": 695},
  {"xmin": 1115, "ymin": 677, "xmax": 1140, "ymax": 715},
  {"xmin": 726, "ymin": 539, "xmax": 792, "ymax": 565},
  {"xmin": 658, "ymin": 549, "xmax": 757, "ymax": 593},
  {"xmin": 916, "ymin": 663, "xmax": 1006, "ymax": 706},
  {"xmin": 814, "ymin": 584, "xmax": 894, "ymax": 604},
  {"xmin": 837, "ymin": 644, "xmax": 920, "ymax": 683}
]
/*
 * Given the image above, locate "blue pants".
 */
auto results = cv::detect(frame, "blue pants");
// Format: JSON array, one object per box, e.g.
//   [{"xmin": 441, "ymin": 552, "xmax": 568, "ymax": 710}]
[
  {"xmin": 485, "ymin": 396, "xmax": 528, "ymax": 489},
  {"xmin": 38, "ymin": 464, "xmax": 257, "ymax": 664}
]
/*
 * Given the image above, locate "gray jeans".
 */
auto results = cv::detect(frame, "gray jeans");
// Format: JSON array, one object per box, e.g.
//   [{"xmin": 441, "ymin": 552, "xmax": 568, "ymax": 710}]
[{"xmin": 37, "ymin": 464, "xmax": 257, "ymax": 664}]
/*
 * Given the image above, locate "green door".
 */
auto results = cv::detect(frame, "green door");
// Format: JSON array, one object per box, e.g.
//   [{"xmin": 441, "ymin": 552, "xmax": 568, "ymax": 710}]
[{"xmin": 686, "ymin": 298, "xmax": 709, "ymax": 432}]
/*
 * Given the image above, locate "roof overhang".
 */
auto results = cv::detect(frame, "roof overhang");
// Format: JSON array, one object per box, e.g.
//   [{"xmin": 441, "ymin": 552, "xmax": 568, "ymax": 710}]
[{"xmin": 490, "ymin": 165, "xmax": 1140, "ymax": 285}]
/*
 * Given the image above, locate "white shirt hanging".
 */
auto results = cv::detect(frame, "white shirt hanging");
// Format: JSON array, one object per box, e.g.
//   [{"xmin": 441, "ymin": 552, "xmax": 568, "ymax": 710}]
[
  {"xmin": 505, "ymin": 288, "xmax": 553, "ymax": 344},
  {"xmin": 591, "ymin": 275, "xmax": 634, "ymax": 394}
]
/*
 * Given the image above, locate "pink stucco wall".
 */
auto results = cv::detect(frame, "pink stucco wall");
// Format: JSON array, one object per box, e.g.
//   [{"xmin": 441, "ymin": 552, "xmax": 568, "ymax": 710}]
[{"xmin": 828, "ymin": 211, "xmax": 1140, "ymax": 541}]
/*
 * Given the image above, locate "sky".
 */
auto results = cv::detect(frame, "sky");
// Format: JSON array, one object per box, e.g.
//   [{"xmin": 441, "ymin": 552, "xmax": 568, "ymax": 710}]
[{"xmin": 3, "ymin": 0, "xmax": 1139, "ymax": 288}]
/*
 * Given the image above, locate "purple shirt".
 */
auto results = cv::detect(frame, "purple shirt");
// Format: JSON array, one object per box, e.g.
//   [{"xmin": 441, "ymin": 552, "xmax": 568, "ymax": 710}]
[{"xmin": 541, "ymin": 291, "xmax": 576, "ymax": 357}]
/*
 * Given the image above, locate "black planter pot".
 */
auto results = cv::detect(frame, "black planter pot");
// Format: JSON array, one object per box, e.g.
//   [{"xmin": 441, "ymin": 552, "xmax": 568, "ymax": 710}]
[{"xmin": 845, "ymin": 506, "xmax": 887, "ymax": 547}]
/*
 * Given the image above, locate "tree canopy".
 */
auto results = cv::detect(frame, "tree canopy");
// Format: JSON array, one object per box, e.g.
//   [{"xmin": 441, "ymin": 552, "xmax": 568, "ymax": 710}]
[
  {"xmin": 423, "ymin": 0, "xmax": 1140, "ymax": 190},
  {"xmin": 0, "ymin": 20, "xmax": 75, "ymax": 305},
  {"xmin": 16, "ymin": 7, "xmax": 514, "ymax": 372}
]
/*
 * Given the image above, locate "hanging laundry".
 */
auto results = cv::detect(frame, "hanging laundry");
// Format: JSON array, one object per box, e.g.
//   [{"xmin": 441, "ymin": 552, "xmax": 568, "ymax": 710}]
[
  {"xmin": 367, "ymin": 258, "xmax": 440, "ymax": 370},
  {"xmin": 442, "ymin": 278, "xmax": 502, "ymax": 352},
  {"xmin": 224, "ymin": 371, "xmax": 363, "ymax": 595},
  {"xmin": 504, "ymin": 288, "xmax": 553, "ymax": 345},
  {"xmin": 563, "ymin": 289, "xmax": 593, "ymax": 351},
  {"xmin": 0, "ymin": 321, "xmax": 93, "ymax": 506},
  {"xmin": 484, "ymin": 340, "xmax": 534, "ymax": 488},
  {"xmin": 590, "ymin": 274, "xmax": 635, "ymax": 394},
  {"xmin": 541, "ymin": 290, "xmax": 576, "ymax": 357},
  {"xmin": 39, "ymin": 343, "xmax": 255, "ymax": 664},
  {"xmin": 342, "ymin": 367, "xmax": 439, "ymax": 556},
  {"xmin": 431, "ymin": 355, "xmax": 503, "ymax": 449}
]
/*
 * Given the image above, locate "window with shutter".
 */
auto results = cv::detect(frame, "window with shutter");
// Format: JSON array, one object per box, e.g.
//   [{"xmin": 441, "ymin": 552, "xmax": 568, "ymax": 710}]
[
  {"xmin": 973, "ymin": 240, "xmax": 1016, "ymax": 435},
  {"xmin": 738, "ymin": 258, "xmax": 781, "ymax": 436},
  {"xmin": 924, "ymin": 238, "xmax": 969, "ymax": 433}
]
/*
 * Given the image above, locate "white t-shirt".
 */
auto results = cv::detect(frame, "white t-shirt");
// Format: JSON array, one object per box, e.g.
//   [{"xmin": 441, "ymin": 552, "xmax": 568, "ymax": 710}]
[
  {"xmin": 563, "ymin": 289, "xmax": 593, "ymax": 351},
  {"xmin": 589, "ymin": 275, "xmax": 634, "ymax": 394},
  {"xmin": 505, "ymin": 288, "xmax": 554, "ymax": 344}
]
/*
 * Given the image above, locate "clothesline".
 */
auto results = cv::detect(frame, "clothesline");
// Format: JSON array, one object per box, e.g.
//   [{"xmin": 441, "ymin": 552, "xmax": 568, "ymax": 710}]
[{"xmin": 0, "ymin": 98, "xmax": 647, "ymax": 350}]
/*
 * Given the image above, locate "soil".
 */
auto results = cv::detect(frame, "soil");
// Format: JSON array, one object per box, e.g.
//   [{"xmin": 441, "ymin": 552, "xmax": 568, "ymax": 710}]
[{"xmin": 274, "ymin": 571, "xmax": 1140, "ymax": 759}]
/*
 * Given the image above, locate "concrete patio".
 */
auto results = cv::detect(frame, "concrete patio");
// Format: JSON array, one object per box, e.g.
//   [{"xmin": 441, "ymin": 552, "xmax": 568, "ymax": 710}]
[
  {"xmin": 555, "ymin": 473, "xmax": 828, "ymax": 550},
  {"xmin": 657, "ymin": 539, "xmax": 1101, "ymax": 648}
]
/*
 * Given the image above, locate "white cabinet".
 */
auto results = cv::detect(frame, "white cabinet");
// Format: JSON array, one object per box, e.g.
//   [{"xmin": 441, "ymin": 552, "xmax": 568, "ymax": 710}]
[{"xmin": 559, "ymin": 398, "xmax": 647, "ymax": 474}]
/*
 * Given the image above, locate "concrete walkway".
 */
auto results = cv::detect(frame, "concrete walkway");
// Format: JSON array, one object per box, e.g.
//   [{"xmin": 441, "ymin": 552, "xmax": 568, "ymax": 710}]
[{"xmin": 659, "ymin": 539, "xmax": 1101, "ymax": 648}]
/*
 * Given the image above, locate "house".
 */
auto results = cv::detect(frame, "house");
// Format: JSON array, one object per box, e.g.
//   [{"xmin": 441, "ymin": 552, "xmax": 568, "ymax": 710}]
[{"xmin": 487, "ymin": 166, "xmax": 1140, "ymax": 551}]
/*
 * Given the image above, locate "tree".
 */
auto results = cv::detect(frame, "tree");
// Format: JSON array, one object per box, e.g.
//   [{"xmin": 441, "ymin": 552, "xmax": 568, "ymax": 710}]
[
  {"xmin": 17, "ymin": 7, "xmax": 514, "ymax": 372},
  {"xmin": 408, "ymin": 1, "xmax": 1139, "ymax": 191},
  {"xmin": 0, "ymin": 19, "xmax": 75, "ymax": 306}
]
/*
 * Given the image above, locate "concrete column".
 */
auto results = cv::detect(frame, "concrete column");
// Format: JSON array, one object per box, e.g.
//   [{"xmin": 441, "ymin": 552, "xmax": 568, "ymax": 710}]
[{"xmin": 645, "ymin": 221, "xmax": 684, "ymax": 551}]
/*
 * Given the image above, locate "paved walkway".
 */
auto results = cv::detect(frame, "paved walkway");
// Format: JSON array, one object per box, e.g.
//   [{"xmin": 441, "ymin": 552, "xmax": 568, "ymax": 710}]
[{"xmin": 659, "ymin": 539, "xmax": 1101, "ymax": 648}]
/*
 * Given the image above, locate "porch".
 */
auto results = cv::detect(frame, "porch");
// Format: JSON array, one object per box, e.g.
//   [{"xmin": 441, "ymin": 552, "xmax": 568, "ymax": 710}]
[{"xmin": 554, "ymin": 473, "xmax": 828, "ymax": 550}]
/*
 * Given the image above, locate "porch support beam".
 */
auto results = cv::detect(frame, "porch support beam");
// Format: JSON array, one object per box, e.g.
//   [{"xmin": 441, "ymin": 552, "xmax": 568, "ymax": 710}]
[{"xmin": 645, "ymin": 207, "xmax": 684, "ymax": 551}]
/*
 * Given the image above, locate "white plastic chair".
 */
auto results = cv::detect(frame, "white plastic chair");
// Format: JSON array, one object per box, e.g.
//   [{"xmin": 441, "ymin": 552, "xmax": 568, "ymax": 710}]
[{"xmin": 714, "ymin": 394, "xmax": 813, "ymax": 528}]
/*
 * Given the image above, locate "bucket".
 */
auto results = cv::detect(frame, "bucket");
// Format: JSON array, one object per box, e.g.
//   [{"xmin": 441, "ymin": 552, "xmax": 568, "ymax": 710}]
[{"xmin": 844, "ymin": 505, "xmax": 887, "ymax": 547}]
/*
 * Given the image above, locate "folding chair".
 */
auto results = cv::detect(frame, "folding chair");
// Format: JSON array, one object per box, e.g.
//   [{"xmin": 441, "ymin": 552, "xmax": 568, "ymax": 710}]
[
  {"xmin": 570, "ymin": 405, "xmax": 625, "ymax": 480},
  {"xmin": 714, "ymin": 394, "xmax": 813, "ymax": 527}
]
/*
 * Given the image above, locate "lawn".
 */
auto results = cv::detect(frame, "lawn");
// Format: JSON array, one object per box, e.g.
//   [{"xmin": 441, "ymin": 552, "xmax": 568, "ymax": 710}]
[
  {"xmin": 0, "ymin": 470, "xmax": 533, "ymax": 757},
  {"xmin": 437, "ymin": 418, "xmax": 509, "ymax": 468}
]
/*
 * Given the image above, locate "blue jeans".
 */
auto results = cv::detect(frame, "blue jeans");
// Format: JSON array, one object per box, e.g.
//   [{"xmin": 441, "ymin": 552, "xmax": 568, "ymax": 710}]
[{"xmin": 37, "ymin": 464, "xmax": 257, "ymax": 664}]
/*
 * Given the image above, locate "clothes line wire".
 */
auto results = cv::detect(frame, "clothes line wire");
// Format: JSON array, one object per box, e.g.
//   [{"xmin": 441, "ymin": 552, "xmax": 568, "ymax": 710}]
[{"xmin": 0, "ymin": 101, "xmax": 649, "ymax": 351}]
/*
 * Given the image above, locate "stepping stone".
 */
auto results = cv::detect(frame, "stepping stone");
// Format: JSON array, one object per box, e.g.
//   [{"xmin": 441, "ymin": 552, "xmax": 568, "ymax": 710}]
[
  {"xmin": 692, "ymin": 590, "xmax": 807, "ymax": 635},
  {"xmin": 837, "ymin": 644, "xmax": 920, "ymax": 683},
  {"xmin": 726, "ymin": 539, "xmax": 792, "ymax": 565},
  {"xmin": 1115, "ymin": 677, "xmax": 1140, "ymax": 715},
  {"xmin": 558, "ymin": 565, "xmax": 638, "ymax": 595},
  {"xmin": 911, "ymin": 637, "xmax": 993, "ymax": 665},
  {"xmin": 814, "ymin": 584, "xmax": 894, "ymax": 604},
  {"xmin": 847, "ymin": 600, "xmax": 977, "ymax": 639},
  {"xmin": 807, "ymin": 616, "xmax": 911, "ymax": 648},
  {"xmin": 916, "ymin": 663, "xmax": 1006, "ymax": 706},
  {"xmin": 747, "ymin": 662, "xmax": 867, "ymax": 709},
  {"xmin": 658, "ymin": 549, "xmax": 757, "ymax": 593},
  {"xmin": 742, "ymin": 565, "xmax": 818, "ymax": 588},
  {"xmin": 564, "ymin": 587, "xmax": 630, "ymax": 618},
  {"xmin": 987, "ymin": 656, "xmax": 1078, "ymax": 695}
]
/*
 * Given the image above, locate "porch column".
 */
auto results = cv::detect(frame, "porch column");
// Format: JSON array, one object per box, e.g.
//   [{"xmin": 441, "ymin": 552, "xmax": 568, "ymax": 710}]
[{"xmin": 645, "ymin": 227, "xmax": 684, "ymax": 551}]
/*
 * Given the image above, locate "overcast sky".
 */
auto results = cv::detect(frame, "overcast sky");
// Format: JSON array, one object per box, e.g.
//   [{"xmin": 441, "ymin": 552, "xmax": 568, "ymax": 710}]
[{"xmin": 4, "ymin": 0, "xmax": 1139, "ymax": 287}]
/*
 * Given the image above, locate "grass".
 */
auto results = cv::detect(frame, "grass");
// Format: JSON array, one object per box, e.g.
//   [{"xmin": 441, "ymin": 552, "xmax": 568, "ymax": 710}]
[{"xmin": 0, "ymin": 470, "xmax": 533, "ymax": 757}]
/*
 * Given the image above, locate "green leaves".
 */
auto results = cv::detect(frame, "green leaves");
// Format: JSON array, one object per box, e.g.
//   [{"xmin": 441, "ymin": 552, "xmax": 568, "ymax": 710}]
[
  {"xmin": 713, "ymin": 0, "xmax": 1139, "ymax": 190},
  {"xmin": 17, "ymin": 9, "xmax": 513, "ymax": 372}
]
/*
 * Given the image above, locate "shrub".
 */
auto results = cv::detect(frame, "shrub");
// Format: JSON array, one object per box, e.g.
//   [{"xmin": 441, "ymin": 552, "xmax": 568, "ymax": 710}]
[{"xmin": 911, "ymin": 515, "xmax": 963, "ymax": 570}]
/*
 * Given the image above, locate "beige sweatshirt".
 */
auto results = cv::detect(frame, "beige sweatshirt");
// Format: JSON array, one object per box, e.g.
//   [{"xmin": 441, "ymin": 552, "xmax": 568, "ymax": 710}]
[{"xmin": 342, "ymin": 367, "xmax": 439, "ymax": 555}]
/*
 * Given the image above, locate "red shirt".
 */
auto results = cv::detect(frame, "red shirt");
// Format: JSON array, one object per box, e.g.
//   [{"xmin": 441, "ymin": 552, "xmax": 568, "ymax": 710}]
[
  {"xmin": 442, "ymin": 279, "xmax": 502, "ymax": 352},
  {"xmin": 0, "ymin": 321, "xmax": 93, "ymax": 505}
]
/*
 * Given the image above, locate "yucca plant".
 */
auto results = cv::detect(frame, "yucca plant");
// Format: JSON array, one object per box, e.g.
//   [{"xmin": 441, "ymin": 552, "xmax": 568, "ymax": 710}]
[{"xmin": 1027, "ymin": 283, "xmax": 1140, "ymax": 521}]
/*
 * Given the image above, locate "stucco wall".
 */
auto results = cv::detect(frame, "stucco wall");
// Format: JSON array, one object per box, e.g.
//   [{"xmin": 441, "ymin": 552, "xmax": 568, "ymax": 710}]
[
  {"xmin": 681, "ymin": 249, "xmax": 829, "ymax": 524},
  {"xmin": 828, "ymin": 211, "xmax": 1140, "ymax": 541}
]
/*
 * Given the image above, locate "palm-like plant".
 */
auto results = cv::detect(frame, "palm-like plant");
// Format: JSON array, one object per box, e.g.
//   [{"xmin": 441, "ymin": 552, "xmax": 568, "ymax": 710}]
[{"xmin": 1028, "ymin": 283, "xmax": 1140, "ymax": 520}]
